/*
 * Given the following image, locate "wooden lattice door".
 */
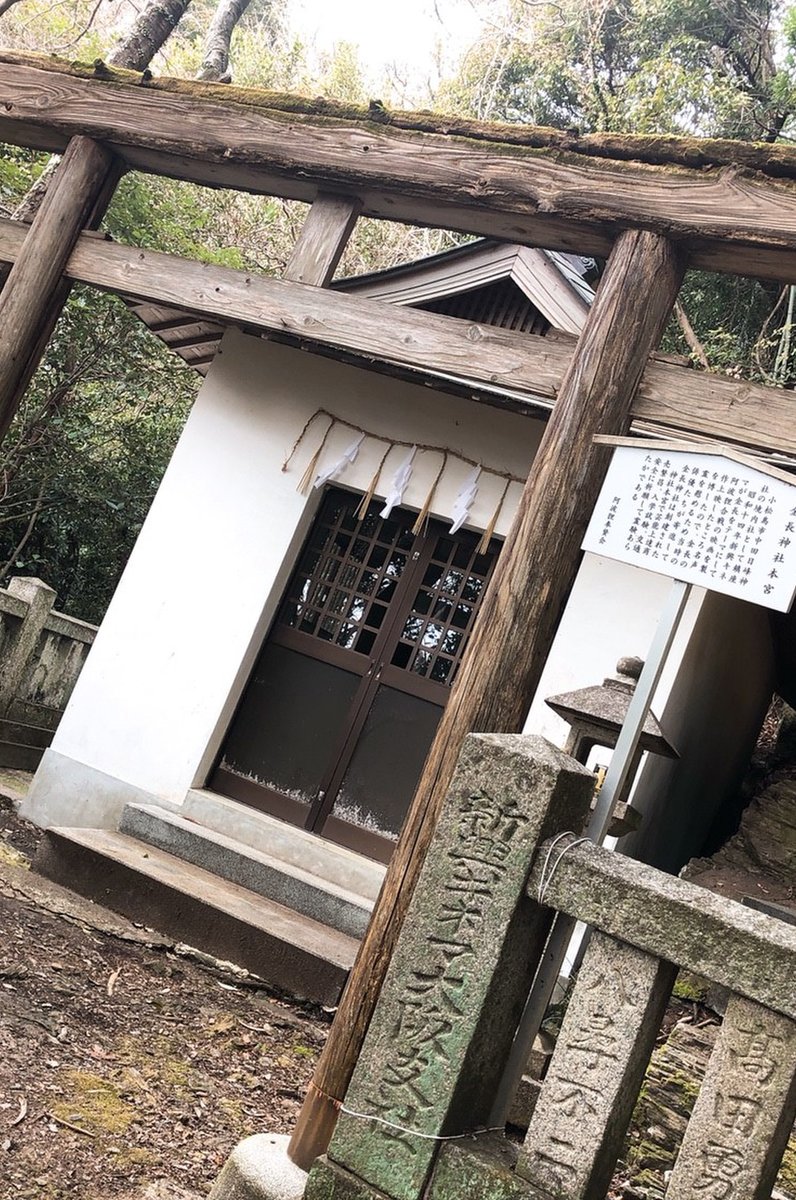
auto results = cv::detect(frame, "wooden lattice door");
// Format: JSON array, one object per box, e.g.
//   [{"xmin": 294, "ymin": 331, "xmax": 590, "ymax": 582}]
[{"xmin": 212, "ymin": 487, "xmax": 498, "ymax": 862}]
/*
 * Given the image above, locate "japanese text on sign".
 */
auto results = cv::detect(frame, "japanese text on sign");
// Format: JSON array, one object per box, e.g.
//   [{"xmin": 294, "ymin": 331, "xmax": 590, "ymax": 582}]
[{"xmin": 583, "ymin": 444, "xmax": 796, "ymax": 612}]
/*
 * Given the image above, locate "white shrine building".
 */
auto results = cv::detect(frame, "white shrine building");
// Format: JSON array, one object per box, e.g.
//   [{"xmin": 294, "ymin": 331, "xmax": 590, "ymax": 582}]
[{"xmin": 21, "ymin": 239, "xmax": 778, "ymax": 1000}]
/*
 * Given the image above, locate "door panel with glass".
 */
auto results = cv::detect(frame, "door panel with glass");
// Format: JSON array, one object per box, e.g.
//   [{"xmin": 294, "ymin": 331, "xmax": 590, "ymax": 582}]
[{"xmin": 212, "ymin": 488, "xmax": 498, "ymax": 862}]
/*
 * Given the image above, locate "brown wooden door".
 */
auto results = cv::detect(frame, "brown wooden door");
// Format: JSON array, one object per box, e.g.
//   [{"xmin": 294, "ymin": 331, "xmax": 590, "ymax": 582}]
[{"xmin": 212, "ymin": 488, "xmax": 498, "ymax": 862}]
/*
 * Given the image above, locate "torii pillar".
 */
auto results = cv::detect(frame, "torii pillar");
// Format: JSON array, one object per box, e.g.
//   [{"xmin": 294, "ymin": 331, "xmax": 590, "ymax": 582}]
[
  {"xmin": 288, "ymin": 228, "xmax": 688, "ymax": 1169},
  {"xmin": 0, "ymin": 136, "xmax": 120, "ymax": 443}
]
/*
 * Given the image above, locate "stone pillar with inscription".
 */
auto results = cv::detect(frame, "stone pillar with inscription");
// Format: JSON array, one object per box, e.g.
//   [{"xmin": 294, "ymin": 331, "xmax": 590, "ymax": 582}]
[
  {"xmin": 516, "ymin": 932, "xmax": 677, "ymax": 1197},
  {"xmin": 666, "ymin": 992, "xmax": 796, "ymax": 1200},
  {"xmin": 304, "ymin": 733, "xmax": 595, "ymax": 1200}
]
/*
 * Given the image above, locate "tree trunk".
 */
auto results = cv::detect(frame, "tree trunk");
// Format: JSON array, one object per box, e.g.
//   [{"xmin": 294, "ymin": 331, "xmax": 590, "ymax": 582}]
[
  {"xmin": 288, "ymin": 228, "xmax": 687, "ymax": 1170},
  {"xmin": 108, "ymin": 0, "xmax": 193, "ymax": 72},
  {"xmin": 195, "ymin": 0, "xmax": 255, "ymax": 81}
]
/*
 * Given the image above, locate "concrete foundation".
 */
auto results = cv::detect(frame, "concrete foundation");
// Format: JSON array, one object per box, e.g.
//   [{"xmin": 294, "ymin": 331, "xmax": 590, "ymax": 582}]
[
  {"xmin": 209, "ymin": 1134, "xmax": 308, "ymax": 1200},
  {"xmin": 21, "ymin": 747, "xmax": 160, "ymax": 829}
]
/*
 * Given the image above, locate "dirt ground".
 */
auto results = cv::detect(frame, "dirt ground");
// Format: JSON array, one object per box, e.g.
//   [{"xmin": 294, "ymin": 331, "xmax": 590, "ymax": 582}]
[{"xmin": 0, "ymin": 780, "xmax": 330, "ymax": 1200}]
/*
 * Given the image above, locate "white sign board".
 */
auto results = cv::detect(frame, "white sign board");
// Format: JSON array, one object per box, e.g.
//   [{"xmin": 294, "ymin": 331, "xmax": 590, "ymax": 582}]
[{"xmin": 583, "ymin": 444, "xmax": 796, "ymax": 612}]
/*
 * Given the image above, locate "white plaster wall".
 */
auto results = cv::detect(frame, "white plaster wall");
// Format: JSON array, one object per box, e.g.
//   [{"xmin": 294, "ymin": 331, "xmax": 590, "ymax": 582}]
[
  {"xmin": 523, "ymin": 554, "xmax": 707, "ymax": 744},
  {"xmin": 31, "ymin": 330, "xmax": 544, "ymax": 812},
  {"xmin": 621, "ymin": 592, "xmax": 775, "ymax": 872}
]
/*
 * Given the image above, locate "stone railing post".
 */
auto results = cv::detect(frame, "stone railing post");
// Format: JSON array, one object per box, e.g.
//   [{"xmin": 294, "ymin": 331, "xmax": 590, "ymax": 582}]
[
  {"xmin": 305, "ymin": 733, "xmax": 594, "ymax": 1200},
  {"xmin": 665, "ymin": 992, "xmax": 796, "ymax": 1200},
  {"xmin": 0, "ymin": 577, "xmax": 57, "ymax": 716}
]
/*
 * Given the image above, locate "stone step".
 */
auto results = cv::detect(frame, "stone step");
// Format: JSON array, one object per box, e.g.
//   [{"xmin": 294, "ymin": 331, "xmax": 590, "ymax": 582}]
[
  {"xmin": 120, "ymin": 803, "xmax": 373, "ymax": 940},
  {"xmin": 0, "ymin": 740, "xmax": 45, "ymax": 771},
  {"xmin": 182, "ymin": 789, "xmax": 386, "ymax": 902},
  {"xmin": 0, "ymin": 718, "xmax": 54, "ymax": 749},
  {"xmin": 36, "ymin": 827, "xmax": 359, "ymax": 1006}
]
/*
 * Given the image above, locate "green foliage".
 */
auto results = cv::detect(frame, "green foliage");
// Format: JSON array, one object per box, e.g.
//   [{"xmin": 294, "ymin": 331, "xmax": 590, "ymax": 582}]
[
  {"xmin": 439, "ymin": 0, "xmax": 796, "ymax": 381},
  {"xmin": 0, "ymin": 287, "xmax": 197, "ymax": 623},
  {"xmin": 314, "ymin": 41, "xmax": 366, "ymax": 103},
  {"xmin": 108, "ymin": 173, "xmax": 250, "ymax": 269},
  {"xmin": 0, "ymin": 0, "xmax": 108, "ymax": 58},
  {"xmin": 0, "ymin": 135, "xmax": 199, "ymax": 621},
  {"xmin": 664, "ymin": 271, "xmax": 783, "ymax": 381},
  {"xmin": 0, "ymin": 146, "xmax": 44, "ymax": 214}
]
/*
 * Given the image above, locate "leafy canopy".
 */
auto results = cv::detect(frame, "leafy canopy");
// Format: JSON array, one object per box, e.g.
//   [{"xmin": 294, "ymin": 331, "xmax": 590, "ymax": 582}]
[{"xmin": 440, "ymin": 0, "xmax": 796, "ymax": 139}]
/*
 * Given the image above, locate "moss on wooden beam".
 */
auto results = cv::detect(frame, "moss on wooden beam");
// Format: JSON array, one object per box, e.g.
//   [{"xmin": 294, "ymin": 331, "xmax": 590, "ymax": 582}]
[
  {"xmin": 5, "ymin": 50, "xmax": 796, "ymax": 282},
  {"xmin": 0, "ymin": 47, "xmax": 790, "ymax": 187},
  {"xmin": 4, "ymin": 48, "xmax": 796, "ymax": 182}
]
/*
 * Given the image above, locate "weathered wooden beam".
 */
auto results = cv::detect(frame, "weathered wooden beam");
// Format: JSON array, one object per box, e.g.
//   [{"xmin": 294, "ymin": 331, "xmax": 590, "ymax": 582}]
[
  {"xmin": 284, "ymin": 192, "xmax": 361, "ymax": 287},
  {"xmin": 288, "ymin": 230, "xmax": 686, "ymax": 1170},
  {"xmin": 527, "ymin": 838, "xmax": 796, "ymax": 1019},
  {"xmin": 0, "ymin": 136, "xmax": 117, "ymax": 442},
  {"xmin": 9, "ymin": 51, "xmax": 796, "ymax": 182},
  {"xmin": 0, "ymin": 216, "xmax": 792, "ymax": 455},
  {"xmin": 163, "ymin": 330, "xmax": 224, "ymax": 350},
  {"xmin": 0, "ymin": 213, "xmax": 566, "ymax": 395},
  {"xmin": 145, "ymin": 193, "xmax": 359, "ymax": 371},
  {"xmin": 147, "ymin": 314, "xmax": 212, "ymax": 333},
  {"xmin": 3, "ymin": 58, "xmax": 796, "ymax": 281},
  {"xmin": 635, "ymin": 359, "xmax": 796, "ymax": 453}
]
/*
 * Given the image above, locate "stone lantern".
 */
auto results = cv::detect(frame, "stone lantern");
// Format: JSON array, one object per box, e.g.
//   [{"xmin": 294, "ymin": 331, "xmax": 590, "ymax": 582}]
[{"xmin": 545, "ymin": 655, "xmax": 678, "ymax": 836}]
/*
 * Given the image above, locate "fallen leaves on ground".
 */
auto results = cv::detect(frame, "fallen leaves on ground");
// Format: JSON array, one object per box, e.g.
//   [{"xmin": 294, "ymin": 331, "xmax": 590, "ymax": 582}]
[{"xmin": 0, "ymin": 801, "xmax": 330, "ymax": 1200}]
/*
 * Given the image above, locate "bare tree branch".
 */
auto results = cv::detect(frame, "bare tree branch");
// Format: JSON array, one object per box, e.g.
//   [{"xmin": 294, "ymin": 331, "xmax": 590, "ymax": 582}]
[
  {"xmin": 55, "ymin": 0, "xmax": 107, "ymax": 53},
  {"xmin": 674, "ymin": 300, "xmax": 711, "ymax": 371},
  {"xmin": 195, "ymin": 0, "xmax": 255, "ymax": 82},
  {"xmin": 0, "ymin": 478, "xmax": 45, "ymax": 584}
]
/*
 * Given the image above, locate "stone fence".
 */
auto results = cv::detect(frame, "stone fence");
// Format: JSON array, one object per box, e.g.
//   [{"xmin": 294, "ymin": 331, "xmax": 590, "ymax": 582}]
[
  {"xmin": 295, "ymin": 734, "xmax": 796, "ymax": 1200},
  {"xmin": 0, "ymin": 576, "xmax": 97, "ymax": 769}
]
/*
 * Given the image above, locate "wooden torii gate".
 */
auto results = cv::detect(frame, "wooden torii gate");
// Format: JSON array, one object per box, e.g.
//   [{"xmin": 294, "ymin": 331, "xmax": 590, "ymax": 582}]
[{"xmin": 0, "ymin": 50, "xmax": 795, "ymax": 1169}]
